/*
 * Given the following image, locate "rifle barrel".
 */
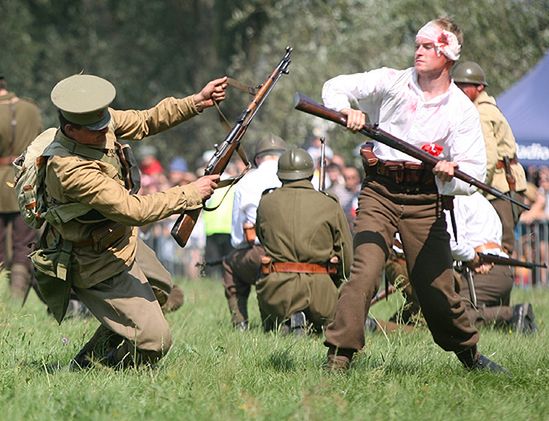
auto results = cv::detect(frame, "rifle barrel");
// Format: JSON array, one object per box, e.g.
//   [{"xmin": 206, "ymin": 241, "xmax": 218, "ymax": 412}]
[{"xmin": 294, "ymin": 93, "xmax": 529, "ymax": 211}]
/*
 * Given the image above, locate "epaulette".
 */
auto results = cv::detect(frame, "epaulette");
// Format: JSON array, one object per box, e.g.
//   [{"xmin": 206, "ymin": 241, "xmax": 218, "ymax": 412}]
[
  {"xmin": 322, "ymin": 191, "xmax": 340, "ymax": 202},
  {"xmin": 261, "ymin": 187, "xmax": 278, "ymax": 196}
]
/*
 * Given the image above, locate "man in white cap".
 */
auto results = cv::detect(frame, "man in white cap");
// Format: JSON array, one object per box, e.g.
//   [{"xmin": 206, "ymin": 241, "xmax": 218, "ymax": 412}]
[{"xmin": 31, "ymin": 73, "xmax": 226, "ymax": 368}]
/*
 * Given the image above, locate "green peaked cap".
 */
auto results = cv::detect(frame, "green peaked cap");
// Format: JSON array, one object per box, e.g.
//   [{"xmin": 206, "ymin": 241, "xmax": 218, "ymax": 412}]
[{"xmin": 51, "ymin": 74, "xmax": 116, "ymax": 129}]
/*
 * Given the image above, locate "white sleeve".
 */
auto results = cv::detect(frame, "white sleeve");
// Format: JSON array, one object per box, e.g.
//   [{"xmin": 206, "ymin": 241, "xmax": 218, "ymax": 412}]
[
  {"xmin": 446, "ymin": 205, "xmax": 476, "ymax": 262},
  {"xmin": 322, "ymin": 68, "xmax": 396, "ymax": 111},
  {"xmin": 436, "ymin": 106, "xmax": 486, "ymax": 195}
]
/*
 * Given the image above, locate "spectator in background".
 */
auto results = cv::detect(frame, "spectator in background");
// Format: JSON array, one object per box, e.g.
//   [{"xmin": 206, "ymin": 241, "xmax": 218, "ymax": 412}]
[
  {"xmin": 168, "ymin": 156, "xmax": 195, "ymax": 186},
  {"xmin": 327, "ymin": 166, "xmax": 362, "ymax": 229},
  {"xmin": 202, "ymin": 162, "xmax": 237, "ymax": 279},
  {"xmin": 326, "ymin": 163, "xmax": 344, "ymax": 191}
]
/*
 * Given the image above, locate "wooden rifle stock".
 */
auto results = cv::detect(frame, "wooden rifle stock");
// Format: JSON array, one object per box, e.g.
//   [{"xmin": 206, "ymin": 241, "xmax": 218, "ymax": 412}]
[
  {"xmin": 477, "ymin": 252, "xmax": 547, "ymax": 269},
  {"xmin": 294, "ymin": 93, "xmax": 529, "ymax": 211},
  {"xmin": 170, "ymin": 47, "xmax": 292, "ymax": 247}
]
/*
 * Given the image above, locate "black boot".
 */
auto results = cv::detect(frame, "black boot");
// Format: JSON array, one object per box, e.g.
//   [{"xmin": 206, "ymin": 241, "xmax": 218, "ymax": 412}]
[
  {"xmin": 457, "ymin": 347, "xmax": 509, "ymax": 374},
  {"xmin": 290, "ymin": 311, "xmax": 307, "ymax": 336},
  {"xmin": 510, "ymin": 303, "xmax": 537, "ymax": 334}
]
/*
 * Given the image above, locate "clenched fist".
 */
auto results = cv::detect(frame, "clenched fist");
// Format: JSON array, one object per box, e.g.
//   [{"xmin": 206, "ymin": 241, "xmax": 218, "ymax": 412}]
[{"xmin": 190, "ymin": 174, "xmax": 220, "ymax": 201}]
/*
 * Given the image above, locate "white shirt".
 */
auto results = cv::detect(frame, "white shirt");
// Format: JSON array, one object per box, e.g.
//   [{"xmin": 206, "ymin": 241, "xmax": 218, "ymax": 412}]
[
  {"xmin": 231, "ymin": 159, "xmax": 281, "ymax": 248},
  {"xmin": 445, "ymin": 192, "xmax": 505, "ymax": 262},
  {"xmin": 322, "ymin": 67, "xmax": 486, "ymax": 195}
]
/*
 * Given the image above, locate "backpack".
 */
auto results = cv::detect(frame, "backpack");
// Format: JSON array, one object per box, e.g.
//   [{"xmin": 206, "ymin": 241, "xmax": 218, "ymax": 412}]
[{"xmin": 13, "ymin": 128, "xmax": 92, "ymax": 229}]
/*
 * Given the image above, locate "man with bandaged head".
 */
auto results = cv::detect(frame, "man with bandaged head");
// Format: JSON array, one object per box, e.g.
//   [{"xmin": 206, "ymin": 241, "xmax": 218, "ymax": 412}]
[{"xmin": 321, "ymin": 17, "xmax": 507, "ymax": 373}]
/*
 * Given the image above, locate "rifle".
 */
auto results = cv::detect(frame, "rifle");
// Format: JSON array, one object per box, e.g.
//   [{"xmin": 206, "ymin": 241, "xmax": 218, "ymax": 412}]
[
  {"xmin": 370, "ymin": 285, "xmax": 397, "ymax": 306},
  {"xmin": 294, "ymin": 93, "xmax": 529, "ymax": 211},
  {"xmin": 318, "ymin": 137, "xmax": 326, "ymax": 191},
  {"xmin": 477, "ymin": 252, "xmax": 547, "ymax": 270},
  {"xmin": 170, "ymin": 47, "xmax": 292, "ymax": 247}
]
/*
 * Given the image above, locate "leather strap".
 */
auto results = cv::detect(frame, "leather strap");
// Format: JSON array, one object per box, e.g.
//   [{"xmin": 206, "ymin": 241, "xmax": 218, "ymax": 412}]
[
  {"xmin": 495, "ymin": 157, "xmax": 518, "ymax": 169},
  {"xmin": 261, "ymin": 261, "xmax": 337, "ymax": 275}
]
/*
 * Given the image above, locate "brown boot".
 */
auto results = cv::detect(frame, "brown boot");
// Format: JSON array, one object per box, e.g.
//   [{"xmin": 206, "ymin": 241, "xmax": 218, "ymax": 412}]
[
  {"xmin": 9, "ymin": 264, "xmax": 31, "ymax": 300},
  {"xmin": 325, "ymin": 346, "xmax": 355, "ymax": 372},
  {"xmin": 163, "ymin": 284, "xmax": 184, "ymax": 313},
  {"xmin": 227, "ymin": 294, "xmax": 248, "ymax": 328}
]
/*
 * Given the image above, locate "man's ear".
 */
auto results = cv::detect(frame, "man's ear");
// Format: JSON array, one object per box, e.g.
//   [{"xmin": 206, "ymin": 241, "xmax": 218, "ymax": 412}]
[{"xmin": 64, "ymin": 124, "xmax": 75, "ymax": 135}]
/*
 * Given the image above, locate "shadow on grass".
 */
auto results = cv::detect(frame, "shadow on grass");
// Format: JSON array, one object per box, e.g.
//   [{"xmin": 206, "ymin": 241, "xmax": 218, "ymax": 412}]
[{"xmin": 263, "ymin": 349, "xmax": 296, "ymax": 372}]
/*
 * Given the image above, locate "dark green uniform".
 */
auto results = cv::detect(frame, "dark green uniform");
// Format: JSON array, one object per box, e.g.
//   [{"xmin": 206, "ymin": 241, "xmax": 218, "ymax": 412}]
[{"xmin": 256, "ymin": 179, "xmax": 353, "ymax": 331}]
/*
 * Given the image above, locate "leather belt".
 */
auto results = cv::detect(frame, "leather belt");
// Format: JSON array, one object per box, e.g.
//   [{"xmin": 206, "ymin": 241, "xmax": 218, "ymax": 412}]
[
  {"xmin": 474, "ymin": 242, "xmax": 502, "ymax": 253},
  {"xmin": 0, "ymin": 156, "xmax": 17, "ymax": 165},
  {"xmin": 261, "ymin": 261, "xmax": 337, "ymax": 275},
  {"xmin": 360, "ymin": 143, "xmax": 436, "ymax": 191}
]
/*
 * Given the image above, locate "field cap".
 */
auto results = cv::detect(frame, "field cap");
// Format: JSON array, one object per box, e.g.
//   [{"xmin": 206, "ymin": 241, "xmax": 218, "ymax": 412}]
[{"xmin": 51, "ymin": 74, "xmax": 116, "ymax": 130}]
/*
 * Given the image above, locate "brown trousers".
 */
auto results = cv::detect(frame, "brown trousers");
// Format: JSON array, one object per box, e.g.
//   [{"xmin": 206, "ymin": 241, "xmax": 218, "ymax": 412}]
[
  {"xmin": 490, "ymin": 198, "xmax": 521, "ymax": 254},
  {"xmin": 0, "ymin": 212, "xmax": 36, "ymax": 270},
  {"xmin": 73, "ymin": 240, "xmax": 174, "ymax": 366},
  {"xmin": 222, "ymin": 244, "xmax": 265, "ymax": 324},
  {"xmin": 325, "ymin": 180, "xmax": 479, "ymax": 353},
  {"xmin": 458, "ymin": 265, "xmax": 514, "ymax": 326}
]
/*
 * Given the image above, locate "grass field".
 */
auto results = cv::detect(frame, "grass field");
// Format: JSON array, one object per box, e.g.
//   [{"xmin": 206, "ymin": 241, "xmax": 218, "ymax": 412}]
[{"xmin": 1, "ymin": 275, "xmax": 547, "ymax": 421}]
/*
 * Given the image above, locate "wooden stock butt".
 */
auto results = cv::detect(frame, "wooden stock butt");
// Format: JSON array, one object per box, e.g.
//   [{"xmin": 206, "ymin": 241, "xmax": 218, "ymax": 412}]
[{"xmin": 171, "ymin": 208, "xmax": 202, "ymax": 248}]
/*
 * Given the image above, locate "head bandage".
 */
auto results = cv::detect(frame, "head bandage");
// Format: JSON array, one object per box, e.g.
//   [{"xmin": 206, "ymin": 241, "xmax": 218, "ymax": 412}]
[{"xmin": 416, "ymin": 21, "xmax": 461, "ymax": 61}]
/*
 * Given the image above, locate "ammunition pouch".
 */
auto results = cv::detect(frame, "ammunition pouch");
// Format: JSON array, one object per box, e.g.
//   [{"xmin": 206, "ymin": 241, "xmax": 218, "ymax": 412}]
[{"xmin": 360, "ymin": 142, "xmax": 436, "ymax": 193}]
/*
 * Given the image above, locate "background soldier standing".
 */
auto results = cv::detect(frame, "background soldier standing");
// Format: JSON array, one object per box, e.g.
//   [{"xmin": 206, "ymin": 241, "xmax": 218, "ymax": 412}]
[
  {"xmin": 222, "ymin": 134, "xmax": 287, "ymax": 329},
  {"xmin": 453, "ymin": 61, "xmax": 527, "ymax": 254},
  {"xmin": 256, "ymin": 148, "xmax": 352, "ymax": 333},
  {"xmin": 32, "ymin": 74, "xmax": 224, "ymax": 368},
  {"xmin": 0, "ymin": 74, "xmax": 42, "ymax": 300}
]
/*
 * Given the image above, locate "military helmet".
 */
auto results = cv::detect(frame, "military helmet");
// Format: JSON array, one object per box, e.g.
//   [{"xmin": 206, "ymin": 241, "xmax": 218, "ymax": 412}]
[
  {"xmin": 51, "ymin": 74, "xmax": 116, "ymax": 130},
  {"xmin": 254, "ymin": 133, "xmax": 288, "ymax": 162},
  {"xmin": 277, "ymin": 147, "xmax": 314, "ymax": 181},
  {"xmin": 452, "ymin": 61, "xmax": 488, "ymax": 86}
]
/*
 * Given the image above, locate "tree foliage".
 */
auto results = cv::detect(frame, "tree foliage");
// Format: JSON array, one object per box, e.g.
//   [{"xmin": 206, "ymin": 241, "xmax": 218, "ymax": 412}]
[{"xmin": 2, "ymin": 0, "xmax": 548, "ymax": 167}]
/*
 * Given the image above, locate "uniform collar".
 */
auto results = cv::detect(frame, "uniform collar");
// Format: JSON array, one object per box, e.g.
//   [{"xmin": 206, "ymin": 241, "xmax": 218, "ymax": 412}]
[{"xmin": 281, "ymin": 179, "xmax": 315, "ymax": 189}]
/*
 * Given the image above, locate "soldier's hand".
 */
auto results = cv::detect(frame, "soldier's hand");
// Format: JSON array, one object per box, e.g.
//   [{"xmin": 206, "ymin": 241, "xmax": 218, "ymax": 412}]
[
  {"xmin": 341, "ymin": 108, "xmax": 366, "ymax": 132},
  {"xmin": 433, "ymin": 160, "xmax": 458, "ymax": 182},
  {"xmin": 193, "ymin": 77, "xmax": 228, "ymax": 111},
  {"xmin": 468, "ymin": 253, "xmax": 494, "ymax": 274},
  {"xmin": 190, "ymin": 174, "xmax": 219, "ymax": 201}
]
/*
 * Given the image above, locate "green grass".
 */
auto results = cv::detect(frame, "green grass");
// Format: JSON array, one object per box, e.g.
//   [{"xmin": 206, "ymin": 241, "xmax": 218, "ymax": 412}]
[{"xmin": 0, "ymin": 274, "xmax": 547, "ymax": 421}]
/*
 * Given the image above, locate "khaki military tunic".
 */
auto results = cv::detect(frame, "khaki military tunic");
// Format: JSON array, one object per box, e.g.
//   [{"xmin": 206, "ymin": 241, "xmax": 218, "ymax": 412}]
[
  {"xmin": 43, "ymin": 96, "xmax": 203, "ymax": 289},
  {"xmin": 0, "ymin": 92, "xmax": 42, "ymax": 212},
  {"xmin": 475, "ymin": 91, "xmax": 527, "ymax": 196},
  {"xmin": 256, "ymin": 180, "xmax": 353, "ymax": 331}
]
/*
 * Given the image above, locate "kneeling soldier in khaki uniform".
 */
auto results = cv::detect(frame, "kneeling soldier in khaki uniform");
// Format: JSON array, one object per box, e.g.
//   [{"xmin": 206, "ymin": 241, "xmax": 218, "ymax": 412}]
[
  {"xmin": 256, "ymin": 148, "xmax": 353, "ymax": 333},
  {"xmin": 30, "ymin": 74, "xmax": 225, "ymax": 368}
]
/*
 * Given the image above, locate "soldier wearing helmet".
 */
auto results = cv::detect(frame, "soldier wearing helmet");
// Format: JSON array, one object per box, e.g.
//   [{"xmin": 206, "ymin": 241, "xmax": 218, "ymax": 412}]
[
  {"xmin": 31, "ymin": 73, "xmax": 227, "ymax": 369},
  {"xmin": 221, "ymin": 133, "xmax": 287, "ymax": 330},
  {"xmin": 453, "ymin": 61, "xmax": 527, "ymax": 254},
  {"xmin": 255, "ymin": 148, "xmax": 353, "ymax": 334}
]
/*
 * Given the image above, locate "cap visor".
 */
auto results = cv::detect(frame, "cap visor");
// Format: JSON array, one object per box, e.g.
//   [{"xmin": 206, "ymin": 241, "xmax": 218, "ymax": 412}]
[{"xmin": 84, "ymin": 112, "xmax": 111, "ymax": 131}]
